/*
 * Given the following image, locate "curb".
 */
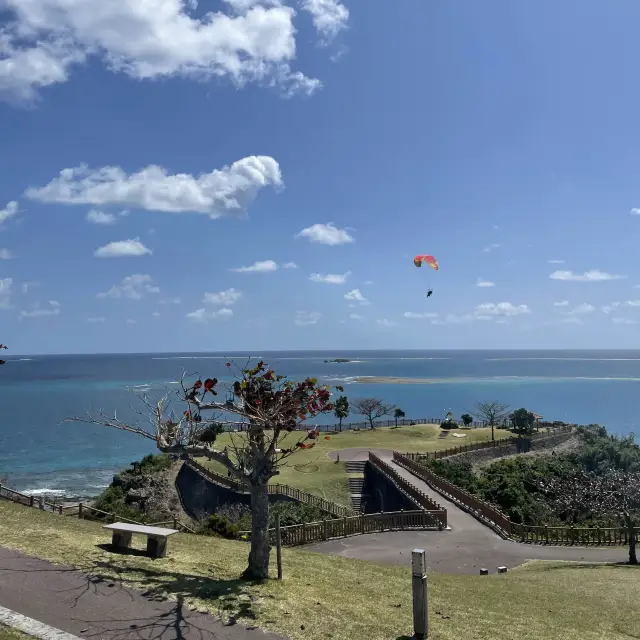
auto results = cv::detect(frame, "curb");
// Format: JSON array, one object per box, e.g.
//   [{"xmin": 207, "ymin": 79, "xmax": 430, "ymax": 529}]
[{"xmin": 0, "ymin": 605, "xmax": 82, "ymax": 640}]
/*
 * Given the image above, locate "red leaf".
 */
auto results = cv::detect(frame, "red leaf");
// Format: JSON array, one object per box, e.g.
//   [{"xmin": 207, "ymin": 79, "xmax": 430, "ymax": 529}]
[{"xmin": 193, "ymin": 380, "xmax": 203, "ymax": 390}]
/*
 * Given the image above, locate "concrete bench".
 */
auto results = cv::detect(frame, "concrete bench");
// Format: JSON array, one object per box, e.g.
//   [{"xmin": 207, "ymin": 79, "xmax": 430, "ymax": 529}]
[{"xmin": 103, "ymin": 522, "xmax": 179, "ymax": 558}]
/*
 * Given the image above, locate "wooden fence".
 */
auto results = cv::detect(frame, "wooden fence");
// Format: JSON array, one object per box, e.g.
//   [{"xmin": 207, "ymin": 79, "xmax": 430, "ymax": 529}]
[
  {"xmin": 185, "ymin": 458, "xmax": 355, "ymax": 517},
  {"xmin": 368, "ymin": 453, "xmax": 447, "ymax": 526},
  {"xmin": 393, "ymin": 451, "xmax": 639, "ymax": 546},
  {"xmin": 401, "ymin": 424, "xmax": 575, "ymax": 462},
  {"xmin": 245, "ymin": 510, "xmax": 446, "ymax": 546}
]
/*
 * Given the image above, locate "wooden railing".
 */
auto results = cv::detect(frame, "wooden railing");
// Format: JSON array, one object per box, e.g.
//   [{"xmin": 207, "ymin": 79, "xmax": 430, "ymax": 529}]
[
  {"xmin": 243, "ymin": 509, "xmax": 446, "ymax": 546},
  {"xmin": 401, "ymin": 425, "xmax": 574, "ymax": 461},
  {"xmin": 368, "ymin": 453, "xmax": 447, "ymax": 527},
  {"xmin": 513, "ymin": 523, "xmax": 640, "ymax": 546},
  {"xmin": 185, "ymin": 458, "xmax": 355, "ymax": 518}
]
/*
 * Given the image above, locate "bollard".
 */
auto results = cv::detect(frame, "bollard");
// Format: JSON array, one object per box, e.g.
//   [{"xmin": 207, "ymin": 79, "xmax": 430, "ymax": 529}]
[
  {"xmin": 411, "ymin": 549, "xmax": 428, "ymax": 639},
  {"xmin": 497, "ymin": 566, "xmax": 507, "ymax": 574},
  {"xmin": 480, "ymin": 568, "xmax": 489, "ymax": 575}
]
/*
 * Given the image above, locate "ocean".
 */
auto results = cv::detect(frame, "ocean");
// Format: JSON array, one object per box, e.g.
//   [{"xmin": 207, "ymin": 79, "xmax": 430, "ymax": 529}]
[{"xmin": 1, "ymin": 349, "xmax": 639, "ymax": 498}]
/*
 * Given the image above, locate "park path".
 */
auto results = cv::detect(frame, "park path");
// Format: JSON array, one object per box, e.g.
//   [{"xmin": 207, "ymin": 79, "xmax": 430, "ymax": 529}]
[
  {"xmin": 308, "ymin": 448, "xmax": 628, "ymax": 574},
  {"xmin": 0, "ymin": 546, "xmax": 284, "ymax": 640}
]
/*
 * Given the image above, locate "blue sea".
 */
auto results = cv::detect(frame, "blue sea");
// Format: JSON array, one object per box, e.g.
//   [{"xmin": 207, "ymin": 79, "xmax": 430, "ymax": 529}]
[{"xmin": 1, "ymin": 350, "xmax": 639, "ymax": 498}]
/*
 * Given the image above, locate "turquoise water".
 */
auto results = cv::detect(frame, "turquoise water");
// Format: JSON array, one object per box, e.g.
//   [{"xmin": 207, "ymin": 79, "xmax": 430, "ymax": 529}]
[{"xmin": 0, "ymin": 350, "xmax": 638, "ymax": 496}]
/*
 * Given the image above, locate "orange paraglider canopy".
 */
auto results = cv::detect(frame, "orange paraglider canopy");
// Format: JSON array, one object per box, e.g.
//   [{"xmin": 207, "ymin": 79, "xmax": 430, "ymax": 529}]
[{"xmin": 413, "ymin": 254, "xmax": 439, "ymax": 270}]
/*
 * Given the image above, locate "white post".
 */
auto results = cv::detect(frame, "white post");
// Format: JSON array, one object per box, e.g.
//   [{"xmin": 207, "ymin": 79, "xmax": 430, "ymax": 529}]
[{"xmin": 411, "ymin": 548, "xmax": 428, "ymax": 639}]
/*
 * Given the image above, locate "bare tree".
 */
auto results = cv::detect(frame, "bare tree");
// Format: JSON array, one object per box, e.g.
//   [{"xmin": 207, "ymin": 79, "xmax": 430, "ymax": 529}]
[
  {"xmin": 67, "ymin": 360, "xmax": 339, "ymax": 580},
  {"xmin": 353, "ymin": 398, "xmax": 396, "ymax": 429},
  {"xmin": 539, "ymin": 470, "xmax": 640, "ymax": 565},
  {"xmin": 473, "ymin": 400, "xmax": 510, "ymax": 442}
]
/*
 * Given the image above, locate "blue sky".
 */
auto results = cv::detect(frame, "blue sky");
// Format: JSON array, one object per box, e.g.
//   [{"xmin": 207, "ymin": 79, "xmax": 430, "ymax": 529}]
[{"xmin": 2, "ymin": 0, "xmax": 640, "ymax": 354}]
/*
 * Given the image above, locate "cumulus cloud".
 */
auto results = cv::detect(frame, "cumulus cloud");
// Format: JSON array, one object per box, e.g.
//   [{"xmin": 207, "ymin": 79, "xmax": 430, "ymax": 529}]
[
  {"xmin": 474, "ymin": 302, "xmax": 531, "ymax": 317},
  {"xmin": 86, "ymin": 209, "xmax": 116, "ymax": 225},
  {"xmin": 94, "ymin": 238, "xmax": 151, "ymax": 258},
  {"xmin": 404, "ymin": 311, "xmax": 439, "ymax": 319},
  {"xmin": 349, "ymin": 313, "xmax": 364, "ymax": 321},
  {"xmin": 344, "ymin": 289, "xmax": 368, "ymax": 303},
  {"xmin": 27, "ymin": 156, "xmax": 283, "ymax": 218},
  {"xmin": 562, "ymin": 303, "xmax": 595, "ymax": 315},
  {"xmin": 294, "ymin": 310, "xmax": 321, "ymax": 326},
  {"xmin": 310, "ymin": 271, "xmax": 350, "ymax": 284},
  {"xmin": 476, "ymin": 278, "xmax": 495, "ymax": 287},
  {"xmin": 376, "ymin": 318, "xmax": 396, "ymax": 327},
  {"xmin": 550, "ymin": 270, "xmax": 625, "ymax": 282},
  {"xmin": 630, "ymin": 208, "xmax": 640, "ymax": 215},
  {"xmin": 97, "ymin": 274, "xmax": 160, "ymax": 300},
  {"xmin": 297, "ymin": 222, "xmax": 354, "ymax": 245},
  {"xmin": 0, "ymin": 278, "xmax": 12, "ymax": 310},
  {"xmin": 613, "ymin": 317, "xmax": 636, "ymax": 325},
  {"xmin": 548, "ymin": 259, "xmax": 565, "ymax": 264},
  {"xmin": 0, "ymin": 0, "xmax": 326, "ymax": 104},
  {"xmin": 0, "ymin": 249, "xmax": 11, "ymax": 260},
  {"xmin": 203, "ymin": 288, "xmax": 242, "ymax": 306},
  {"xmin": 625, "ymin": 300, "xmax": 640, "ymax": 307},
  {"xmin": 20, "ymin": 300, "xmax": 60, "ymax": 318},
  {"xmin": 301, "ymin": 0, "xmax": 349, "ymax": 43},
  {"xmin": 232, "ymin": 260, "xmax": 278, "ymax": 273},
  {"xmin": 601, "ymin": 302, "xmax": 621, "ymax": 314},
  {"xmin": 553, "ymin": 301, "xmax": 569, "ymax": 307},
  {"xmin": 282, "ymin": 262, "xmax": 298, "ymax": 269},
  {"xmin": 0, "ymin": 201, "xmax": 18, "ymax": 226},
  {"xmin": 186, "ymin": 307, "xmax": 233, "ymax": 322}
]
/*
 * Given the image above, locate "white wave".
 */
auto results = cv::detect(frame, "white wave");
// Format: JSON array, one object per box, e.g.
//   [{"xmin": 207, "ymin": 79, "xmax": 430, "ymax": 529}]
[
  {"xmin": 21, "ymin": 488, "xmax": 67, "ymax": 497},
  {"xmin": 151, "ymin": 356, "xmax": 261, "ymax": 360}
]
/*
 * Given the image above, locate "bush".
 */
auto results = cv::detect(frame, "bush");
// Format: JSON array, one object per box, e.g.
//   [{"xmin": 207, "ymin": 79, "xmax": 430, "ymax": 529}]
[
  {"xmin": 90, "ymin": 486, "xmax": 147, "ymax": 523},
  {"xmin": 197, "ymin": 514, "xmax": 241, "ymax": 539},
  {"xmin": 126, "ymin": 453, "xmax": 172, "ymax": 476},
  {"xmin": 440, "ymin": 420, "xmax": 457, "ymax": 429}
]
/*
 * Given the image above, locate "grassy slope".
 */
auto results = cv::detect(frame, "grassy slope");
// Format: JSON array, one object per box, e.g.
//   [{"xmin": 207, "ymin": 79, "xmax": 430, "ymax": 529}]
[
  {"xmin": 0, "ymin": 627, "xmax": 32, "ymax": 640},
  {"xmin": 199, "ymin": 424, "xmax": 511, "ymax": 506},
  {"xmin": 2, "ymin": 501, "xmax": 637, "ymax": 640}
]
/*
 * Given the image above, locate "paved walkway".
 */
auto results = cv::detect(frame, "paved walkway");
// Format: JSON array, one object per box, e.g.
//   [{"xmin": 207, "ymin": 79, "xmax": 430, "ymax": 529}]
[
  {"xmin": 306, "ymin": 448, "xmax": 628, "ymax": 574},
  {"xmin": 0, "ymin": 547, "xmax": 284, "ymax": 640}
]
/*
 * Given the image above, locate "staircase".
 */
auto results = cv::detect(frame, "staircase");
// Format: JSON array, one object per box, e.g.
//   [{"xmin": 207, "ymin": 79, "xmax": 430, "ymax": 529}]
[{"xmin": 346, "ymin": 461, "xmax": 367, "ymax": 512}]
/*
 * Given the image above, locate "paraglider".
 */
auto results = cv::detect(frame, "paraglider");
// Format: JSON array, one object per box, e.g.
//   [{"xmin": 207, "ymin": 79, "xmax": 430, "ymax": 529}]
[{"xmin": 414, "ymin": 254, "xmax": 438, "ymax": 297}]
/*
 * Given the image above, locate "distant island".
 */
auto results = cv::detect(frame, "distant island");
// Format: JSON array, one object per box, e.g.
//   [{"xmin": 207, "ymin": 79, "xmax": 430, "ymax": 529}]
[{"xmin": 324, "ymin": 358, "xmax": 351, "ymax": 363}]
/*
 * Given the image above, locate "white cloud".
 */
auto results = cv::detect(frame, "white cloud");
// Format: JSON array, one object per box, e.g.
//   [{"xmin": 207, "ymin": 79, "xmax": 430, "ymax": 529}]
[
  {"xmin": 97, "ymin": 274, "xmax": 160, "ymax": 300},
  {"xmin": 282, "ymin": 262, "xmax": 298, "ymax": 269},
  {"xmin": 86, "ymin": 209, "xmax": 116, "ymax": 225},
  {"xmin": 563, "ymin": 303, "xmax": 595, "ymax": 315},
  {"xmin": 476, "ymin": 278, "xmax": 495, "ymax": 287},
  {"xmin": 431, "ymin": 313, "xmax": 474, "ymax": 325},
  {"xmin": 364, "ymin": 280, "xmax": 373, "ymax": 285},
  {"xmin": 548, "ymin": 259, "xmax": 565, "ymax": 264},
  {"xmin": 310, "ymin": 271, "xmax": 350, "ymax": 284},
  {"xmin": 126, "ymin": 318, "xmax": 137, "ymax": 325},
  {"xmin": 203, "ymin": 288, "xmax": 242, "ymax": 306},
  {"xmin": 601, "ymin": 302, "xmax": 621, "ymax": 314},
  {"xmin": 630, "ymin": 208, "xmax": 640, "ymax": 215},
  {"xmin": 377, "ymin": 318, "xmax": 396, "ymax": 327},
  {"xmin": 87, "ymin": 316, "xmax": 106, "ymax": 323},
  {"xmin": 294, "ymin": 310, "xmax": 321, "ymax": 326},
  {"xmin": 297, "ymin": 222, "xmax": 354, "ymax": 245},
  {"xmin": 301, "ymin": 0, "xmax": 349, "ymax": 43},
  {"xmin": 404, "ymin": 311, "xmax": 439, "ymax": 319},
  {"xmin": 160, "ymin": 297, "xmax": 182, "ymax": 305},
  {"xmin": 474, "ymin": 302, "xmax": 531, "ymax": 317},
  {"xmin": 0, "ymin": 278, "xmax": 12, "ymax": 310},
  {"xmin": 344, "ymin": 288, "xmax": 368, "ymax": 303},
  {"xmin": 625, "ymin": 300, "xmax": 640, "ymax": 307},
  {"xmin": 0, "ymin": 0, "xmax": 324, "ymax": 104},
  {"xmin": 613, "ymin": 317, "xmax": 636, "ymax": 325},
  {"xmin": 0, "ymin": 201, "xmax": 18, "ymax": 226},
  {"xmin": 20, "ymin": 300, "xmax": 60, "ymax": 318},
  {"xmin": 0, "ymin": 249, "xmax": 11, "ymax": 260},
  {"xmin": 27, "ymin": 156, "xmax": 283, "ymax": 218},
  {"xmin": 94, "ymin": 238, "xmax": 151, "ymax": 258},
  {"xmin": 553, "ymin": 300, "xmax": 569, "ymax": 307},
  {"xmin": 482, "ymin": 243, "xmax": 500, "ymax": 252},
  {"xmin": 557, "ymin": 317, "xmax": 584, "ymax": 325},
  {"xmin": 186, "ymin": 307, "xmax": 233, "ymax": 322},
  {"xmin": 232, "ymin": 260, "xmax": 278, "ymax": 273},
  {"xmin": 550, "ymin": 270, "xmax": 625, "ymax": 282},
  {"xmin": 349, "ymin": 313, "xmax": 364, "ymax": 321}
]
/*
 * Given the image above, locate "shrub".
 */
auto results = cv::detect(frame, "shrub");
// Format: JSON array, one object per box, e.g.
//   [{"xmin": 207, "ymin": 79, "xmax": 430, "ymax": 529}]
[
  {"xmin": 197, "ymin": 514, "xmax": 240, "ymax": 539},
  {"xmin": 90, "ymin": 486, "xmax": 147, "ymax": 523}
]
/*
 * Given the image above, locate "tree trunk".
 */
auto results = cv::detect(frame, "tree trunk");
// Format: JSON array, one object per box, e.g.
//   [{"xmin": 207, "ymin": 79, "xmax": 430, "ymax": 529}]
[
  {"xmin": 491, "ymin": 422, "xmax": 495, "ymax": 442},
  {"xmin": 626, "ymin": 516, "xmax": 638, "ymax": 565},
  {"xmin": 339, "ymin": 417, "xmax": 342, "ymax": 432},
  {"xmin": 243, "ymin": 480, "xmax": 271, "ymax": 580}
]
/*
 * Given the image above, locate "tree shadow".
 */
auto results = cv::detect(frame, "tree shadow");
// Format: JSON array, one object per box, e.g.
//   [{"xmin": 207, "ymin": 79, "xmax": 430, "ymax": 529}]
[
  {"xmin": 97, "ymin": 543, "xmax": 151, "ymax": 558},
  {"xmin": 531, "ymin": 561, "xmax": 639, "ymax": 572}
]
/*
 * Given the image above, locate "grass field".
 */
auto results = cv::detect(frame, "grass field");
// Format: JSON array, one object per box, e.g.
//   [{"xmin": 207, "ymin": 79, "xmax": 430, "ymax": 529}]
[
  {"xmin": 199, "ymin": 424, "xmax": 511, "ymax": 506},
  {"xmin": 0, "ymin": 501, "xmax": 637, "ymax": 640},
  {"xmin": 0, "ymin": 626, "xmax": 31, "ymax": 640}
]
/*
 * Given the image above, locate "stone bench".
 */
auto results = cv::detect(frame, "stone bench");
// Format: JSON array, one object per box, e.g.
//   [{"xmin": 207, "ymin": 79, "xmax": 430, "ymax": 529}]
[{"xmin": 103, "ymin": 522, "xmax": 179, "ymax": 558}]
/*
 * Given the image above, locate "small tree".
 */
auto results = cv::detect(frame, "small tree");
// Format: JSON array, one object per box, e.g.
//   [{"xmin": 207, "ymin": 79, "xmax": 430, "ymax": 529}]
[
  {"xmin": 394, "ymin": 407, "xmax": 406, "ymax": 427},
  {"xmin": 510, "ymin": 408, "xmax": 536, "ymax": 437},
  {"xmin": 540, "ymin": 470, "xmax": 640, "ymax": 565},
  {"xmin": 68, "ymin": 360, "xmax": 339, "ymax": 580},
  {"xmin": 460, "ymin": 413, "xmax": 473, "ymax": 427},
  {"xmin": 473, "ymin": 400, "xmax": 510, "ymax": 442},
  {"xmin": 353, "ymin": 398, "xmax": 396, "ymax": 429},
  {"xmin": 334, "ymin": 396, "xmax": 350, "ymax": 431},
  {"xmin": 0, "ymin": 343, "xmax": 6, "ymax": 365}
]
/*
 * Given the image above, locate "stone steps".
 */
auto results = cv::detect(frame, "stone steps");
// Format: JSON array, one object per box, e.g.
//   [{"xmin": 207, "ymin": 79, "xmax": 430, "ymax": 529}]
[{"xmin": 345, "ymin": 461, "xmax": 367, "ymax": 474}]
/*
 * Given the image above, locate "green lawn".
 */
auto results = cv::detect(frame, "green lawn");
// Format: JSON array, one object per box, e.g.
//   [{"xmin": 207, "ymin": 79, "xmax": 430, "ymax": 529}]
[
  {"xmin": 0, "ymin": 625, "xmax": 32, "ymax": 640},
  {"xmin": 0, "ymin": 501, "xmax": 637, "ymax": 640},
  {"xmin": 200, "ymin": 424, "xmax": 511, "ymax": 506}
]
